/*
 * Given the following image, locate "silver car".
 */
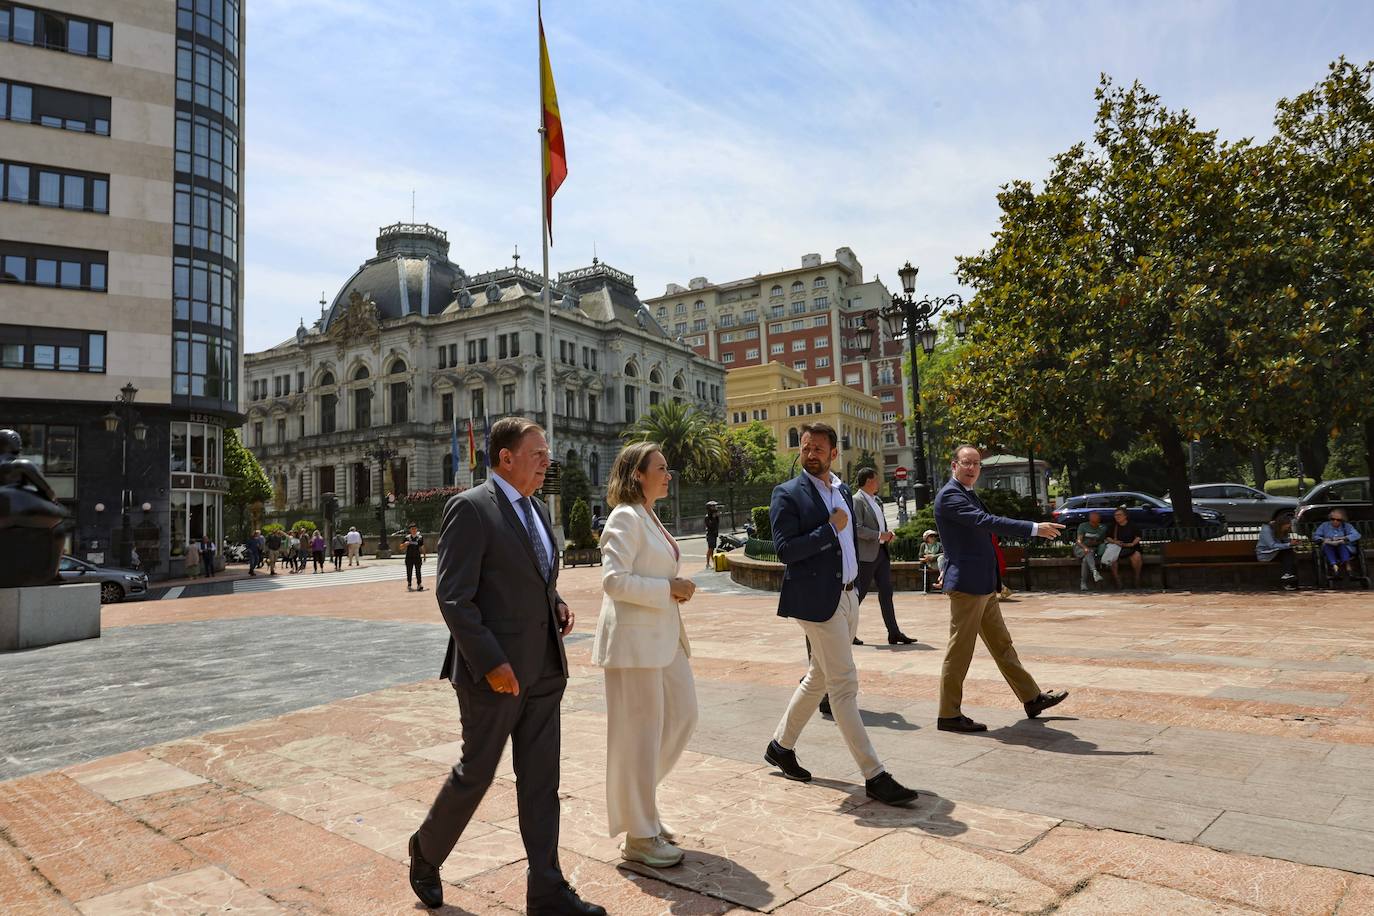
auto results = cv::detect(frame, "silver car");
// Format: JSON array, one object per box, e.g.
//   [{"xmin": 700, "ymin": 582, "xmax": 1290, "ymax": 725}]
[
  {"xmin": 57, "ymin": 555, "xmax": 149, "ymax": 604},
  {"xmin": 1187, "ymin": 483, "xmax": 1298, "ymax": 525}
]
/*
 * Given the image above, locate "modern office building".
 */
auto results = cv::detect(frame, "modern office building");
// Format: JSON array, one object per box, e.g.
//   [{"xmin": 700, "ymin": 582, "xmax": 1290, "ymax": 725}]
[
  {"xmin": 242, "ymin": 222, "xmax": 725, "ymax": 515},
  {"xmin": 723, "ymin": 362, "xmax": 884, "ymax": 478},
  {"xmin": 1, "ymin": 0, "xmax": 244, "ymax": 578},
  {"xmin": 642, "ymin": 249, "xmax": 913, "ymax": 474}
]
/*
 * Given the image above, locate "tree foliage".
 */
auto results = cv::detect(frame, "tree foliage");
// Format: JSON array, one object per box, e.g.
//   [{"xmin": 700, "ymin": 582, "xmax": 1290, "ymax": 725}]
[
  {"xmin": 945, "ymin": 69, "xmax": 1374, "ymax": 522},
  {"xmin": 723, "ymin": 422, "xmax": 784, "ymax": 483},
  {"xmin": 225, "ymin": 428, "xmax": 271, "ymax": 540},
  {"xmin": 622, "ymin": 401, "xmax": 727, "ymax": 524},
  {"xmin": 558, "ymin": 459, "xmax": 592, "ymax": 531}
]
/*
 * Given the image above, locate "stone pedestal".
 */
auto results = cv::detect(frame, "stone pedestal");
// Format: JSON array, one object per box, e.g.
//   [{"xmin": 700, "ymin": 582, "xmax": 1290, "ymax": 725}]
[{"xmin": 0, "ymin": 584, "xmax": 101, "ymax": 651}]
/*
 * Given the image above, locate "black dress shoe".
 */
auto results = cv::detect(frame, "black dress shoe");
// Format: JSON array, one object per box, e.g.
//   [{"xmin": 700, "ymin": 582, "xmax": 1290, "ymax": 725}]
[
  {"xmin": 852, "ymin": 637, "xmax": 865, "ymax": 646},
  {"xmin": 887, "ymin": 633, "xmax": 916, "ymax": 645},
  {"xmin": 764, "ymin": 739, "xmax": 812, "ymax": 781},
  {"xmin": 528, "ymin": 882, "xmax": 607, "ymax": 916},
  {"xmin": 818, "ymin": 696, "xmax": 833, "ymax": 718},
  {"xmin": 1024, "ymin": 689, "xmax": 1068, "ymax": 719},
  {"xmin": 865, "ymin": 771, "xmax": 919, "ymax": 806},
  {"xmin": 407, "ymin": 833, "xmax": 443, "ymax": 909},
  {"xmin": 936, "ymin": 715, "xmax": 988, "ymax": 733}
]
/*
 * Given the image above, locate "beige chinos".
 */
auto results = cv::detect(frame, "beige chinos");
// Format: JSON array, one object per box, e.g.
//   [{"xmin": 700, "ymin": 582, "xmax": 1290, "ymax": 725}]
[
  {"xmin": 773, "ymin": 589, "xmax": 884, "ymax": 780},
  {"xmin": 938, "ymin": 591, "xmax": 1041, "ymax": 718}
]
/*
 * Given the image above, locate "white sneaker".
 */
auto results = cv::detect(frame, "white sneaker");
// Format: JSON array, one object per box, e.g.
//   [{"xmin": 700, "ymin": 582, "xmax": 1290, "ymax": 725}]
[
  {"xmin": 1092, "ymin": 568, "xmax": 1103, "ymax": 582},
  {"xmin": 621, "ymin": 834, "xmax": 684, "ymax": 867}
]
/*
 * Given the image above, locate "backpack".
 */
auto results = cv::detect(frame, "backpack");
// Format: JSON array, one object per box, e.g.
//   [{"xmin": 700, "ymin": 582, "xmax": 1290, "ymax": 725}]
[{"xmin": 266, "ymin": 533, "xmax": 281, "ymax": 550}]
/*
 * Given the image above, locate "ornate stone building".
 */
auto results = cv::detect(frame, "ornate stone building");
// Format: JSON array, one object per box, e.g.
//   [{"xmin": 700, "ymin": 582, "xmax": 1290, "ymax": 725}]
[{"xmin": 242, "ymin": 222, "xmax": 725, "ymax": 515}]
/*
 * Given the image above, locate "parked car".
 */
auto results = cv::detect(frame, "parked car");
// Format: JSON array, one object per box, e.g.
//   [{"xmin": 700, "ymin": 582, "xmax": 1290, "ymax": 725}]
[
  {"xmin": 57, "ymin": 555, "xmax": 149, "ymax": 604},
  {"xmin": 1051, "ymin": 491, "xmax": 1227, "ymax": 540},
  {"xmin": 1176, "ymin": 483, "xmax": 1298, "ymax": 525},
  {"xmin": 1295, "ymin": 477, "xmax": 1372, "ymax": 527}
]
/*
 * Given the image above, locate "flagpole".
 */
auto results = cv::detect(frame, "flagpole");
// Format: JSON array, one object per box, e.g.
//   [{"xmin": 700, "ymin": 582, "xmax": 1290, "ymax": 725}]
[{"xmin": 538, "ymin": 0, "xmax": 558, "ymax": 530}]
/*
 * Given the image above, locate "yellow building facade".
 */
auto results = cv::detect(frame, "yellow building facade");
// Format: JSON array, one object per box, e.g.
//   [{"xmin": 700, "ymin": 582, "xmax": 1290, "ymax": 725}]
[{"xmin": 725, "ymin": 363, "xmax": 884, "ymax": 479}]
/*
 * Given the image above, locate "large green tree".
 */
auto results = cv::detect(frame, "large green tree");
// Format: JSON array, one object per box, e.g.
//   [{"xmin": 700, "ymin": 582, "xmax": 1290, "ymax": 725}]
[
  {"xmin": 622, "ymin": 401, "xmax": 726, "ymax": 524},
  {"xmin": 949, "ymin": 76, "xmax": 1328, "ymax": 522},
  {"xmin": 224, "ymin": 428, "xmax": 271, "ymax": 540},
  {"xmin": 1270, "ymin": 58, "xmax": 1374, "ymax": 481},
  {"xmin": 723, "ymin": 421, "xmax": 783, "ymax": 483}
]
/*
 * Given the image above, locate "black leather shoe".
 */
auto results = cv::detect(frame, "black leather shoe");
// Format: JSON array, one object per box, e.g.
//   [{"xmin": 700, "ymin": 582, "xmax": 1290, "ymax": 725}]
[
  {"xmin": 852, "ymin": 637, "xmax": 865, "ymax": 646},
  {"xmin": 764, "ymin": 740, "xmax": 812, "ymax": 781},
  {"xmin": 528, "ymin": 882, "xmax": 607, "ymax": 916},
  {"xmin": 818, "ymin": 696, "xmax": 833, "ymax": 718},
  {"xmin": 1024, "ymin": 689, "xmax": 1068, "ymax": 719},
  {"xmin": 407, "ymin": 833, "xmax": 443, "ymax": 909},
  {"xmin": 936, "ymin": 715, "xmax": 988, "ymax": 733},
  {"xmin": 865, "ymin": 771, "xmax": 918, "ymax": 806},
  {"xmin": 887, "ymin": 633, "xmax": 916, "ymax": 645}
]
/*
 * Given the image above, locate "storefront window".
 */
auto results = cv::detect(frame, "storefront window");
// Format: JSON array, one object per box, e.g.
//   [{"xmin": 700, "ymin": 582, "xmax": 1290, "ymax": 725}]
[
  {"xmin": 170, "ymin": 490, "xmax": 187, "ymax": 556},
  {"xmin": 206, "ymin": 426, "xmax": 220, "ymax": 474},
  {"xmin": 189, "ymin": 425, "xmax": 205, "ymax": 472},
  {"xmin": 170, "ymin": 422, "xmax": 187, "ymax": 472}
]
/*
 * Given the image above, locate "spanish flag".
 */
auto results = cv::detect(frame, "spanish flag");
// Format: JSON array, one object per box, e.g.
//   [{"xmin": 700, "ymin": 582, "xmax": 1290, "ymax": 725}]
[
  {"xmin": 539, "ymin": 2, "xmax": 567, "ymax": 243},
  {"xmin": 467, "ymin": 417, "xmax": 477, "ymax": 466}
]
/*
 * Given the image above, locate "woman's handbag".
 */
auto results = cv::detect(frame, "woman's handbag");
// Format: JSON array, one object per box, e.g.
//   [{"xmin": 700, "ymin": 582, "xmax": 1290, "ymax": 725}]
[{"xmin": 1101, "ymin": 543, "xmax": 1122, "ymax": 566}]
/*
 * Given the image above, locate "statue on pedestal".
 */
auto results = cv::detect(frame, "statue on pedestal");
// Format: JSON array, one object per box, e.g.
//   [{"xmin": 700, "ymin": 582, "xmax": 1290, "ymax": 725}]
[{"xmin": 0, "ymin": 429, "xmax": 69, "ymax": 587}]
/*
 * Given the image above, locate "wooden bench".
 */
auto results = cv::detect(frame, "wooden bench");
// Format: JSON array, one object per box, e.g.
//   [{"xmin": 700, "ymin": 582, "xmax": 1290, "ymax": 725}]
[{"xmin": 1161, "ymin": 540, "xmax": 1258, "ymax": 589}]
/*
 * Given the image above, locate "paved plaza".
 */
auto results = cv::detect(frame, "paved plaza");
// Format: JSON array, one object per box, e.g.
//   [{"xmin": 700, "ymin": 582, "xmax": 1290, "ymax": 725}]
[{"xmin": 2, "ymin": 560, "xmax": 1373, "ymax": 914}]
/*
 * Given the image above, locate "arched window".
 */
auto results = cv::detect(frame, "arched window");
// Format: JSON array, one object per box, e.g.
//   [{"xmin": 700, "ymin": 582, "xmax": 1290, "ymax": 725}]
[
  {"xmin": 813, "ymin": 276, "xmax": 828, "ymax": 289},
  {"xmin": 771, "ymin": 284, "xmax": 783, "ymax": 297},
  {"xmin": 694, "ymin": 299, "xmax": 705, "ymax": 311},
  {"xmin": 672, "ymin": 372, "xmax": 685, "ymax": 390},
  {"xmin": 318, "ymin": 371, "xmax": 335, "ymax": 387},
  {"xmin": 791, "ymin": 280, "xmax": 804, "ymax": 294},
  {"xmin": 675, "ymin": 302, "xmax": 686, "ymax": 315},
  {"xmin": 624, "ymin": 361, "xmax": 638, "ymax": 378},
  {"xmin": 649, "ymin": 366, "xmax": 663, "ymax": 384},
  {"xmin": 389, "ymin": 357, "xmax": 407, "ymax": 375},
  {"xmin": 589, "ymin": 452, "xmax": 600, "ymax": 485},
  {"xmin": 657, "ymin": 306, "xmax": 666, "ymax": 317},
  {"xmin": 788, "ymin": 427, "xmax": 799, "ymax": 448},
  {"xmin": 353, "ymin": 365, "xmax": 370, "ymax": 381},
  {"xmin": 353, "ymin": 387, "xmax": 372, "ymax": 429}
]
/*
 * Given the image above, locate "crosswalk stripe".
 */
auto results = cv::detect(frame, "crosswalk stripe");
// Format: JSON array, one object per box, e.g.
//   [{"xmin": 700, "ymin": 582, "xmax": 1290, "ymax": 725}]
[{"xmin": 231, "ymin": 564, "xmax": 416, "ymax": 594}]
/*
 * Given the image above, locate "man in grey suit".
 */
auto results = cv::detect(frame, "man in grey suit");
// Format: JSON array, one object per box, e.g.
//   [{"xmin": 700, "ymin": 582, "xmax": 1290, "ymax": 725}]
[
  {"xmin": 408, "ymin": 417, "xmax": 605, "ymax": 915},
  {"xmin": 852, "ymin": 467, "xmax": 916, "ymax": 645}
]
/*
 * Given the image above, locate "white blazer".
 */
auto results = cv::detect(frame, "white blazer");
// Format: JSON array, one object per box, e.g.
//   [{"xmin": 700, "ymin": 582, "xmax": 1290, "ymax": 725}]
[{"xmin": 592, "ymin": 502, "xmax": 691, "ymax": 669}]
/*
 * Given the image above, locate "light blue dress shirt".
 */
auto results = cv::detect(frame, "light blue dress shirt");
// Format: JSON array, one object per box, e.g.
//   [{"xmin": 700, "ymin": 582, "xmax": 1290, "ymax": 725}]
[
  {"xmin": 805, "ymin": 470, "xmax": 859, "ymax": 585},
  {"xmin": 492, "ymin": 472, "xmax": 554, "ymax": 569}
]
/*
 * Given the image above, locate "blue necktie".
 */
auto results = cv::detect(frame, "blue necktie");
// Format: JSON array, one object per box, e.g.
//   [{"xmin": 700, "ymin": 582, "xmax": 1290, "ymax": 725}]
[{"xmin": 518, "ymin": 496, "xmax": 551, "ymax": 580}]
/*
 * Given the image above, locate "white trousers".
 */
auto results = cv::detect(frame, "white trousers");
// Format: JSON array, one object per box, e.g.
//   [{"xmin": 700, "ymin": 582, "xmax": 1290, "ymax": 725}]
[
  {"xmin": 346, "ymin": 543, "xmax": 360, "ymax": 565},
  {"xmin": 603, "ymin": 644, "xmax": 698, "ymax": 839},
  {"xmin": 774, "ymin": 590, "xmax": 884, "ymax": 780}
]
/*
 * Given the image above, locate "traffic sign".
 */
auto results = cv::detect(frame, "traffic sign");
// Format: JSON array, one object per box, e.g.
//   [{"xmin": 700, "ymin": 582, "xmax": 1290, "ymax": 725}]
[{"xmin": 894, "ymin": 466, "xmax": 908, "ymax": 481}]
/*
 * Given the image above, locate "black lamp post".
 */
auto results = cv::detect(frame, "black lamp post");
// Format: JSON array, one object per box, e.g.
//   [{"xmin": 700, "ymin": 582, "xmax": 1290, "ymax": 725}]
[
  {"xmin": 363, "ymin": 437, "xmax": 398, "ymax": 552},
  {"xmin": 102, "ymin": 382, "xmax": 148, "ymax": 568},
  {"xmin": 847, "ymin": 262, "xmax": 965, "ymax": 510}
]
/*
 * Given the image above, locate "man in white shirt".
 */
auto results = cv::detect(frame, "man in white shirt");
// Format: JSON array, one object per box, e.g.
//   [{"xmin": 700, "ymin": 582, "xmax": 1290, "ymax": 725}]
[
  {"xmin": 853, "ymin": 467, "xmax": 916, "ymax": 645},
  {"xmin": 345, "ymin": 526, "xmax": 362, "ymax": 565}
]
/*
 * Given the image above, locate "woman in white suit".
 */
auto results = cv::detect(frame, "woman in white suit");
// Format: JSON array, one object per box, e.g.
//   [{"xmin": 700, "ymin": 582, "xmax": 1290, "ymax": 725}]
[{"xmin": 594, "ymin": 441, "xmax": 698, "ymax": 868}]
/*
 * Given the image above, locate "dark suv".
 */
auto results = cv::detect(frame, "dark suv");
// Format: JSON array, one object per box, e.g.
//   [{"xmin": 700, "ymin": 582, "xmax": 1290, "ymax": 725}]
[
  {"xmin": 1051, "ymin": 491, "xmax": 1227, "ymax": 541},
  {"xmin": 1294, "ymin": 477, "xmax": 1372, "ymax": 527}
]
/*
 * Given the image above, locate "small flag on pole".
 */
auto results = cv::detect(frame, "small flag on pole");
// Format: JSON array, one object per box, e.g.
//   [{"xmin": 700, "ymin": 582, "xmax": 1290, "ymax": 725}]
[
  {"xmin": 482, "ymin": 414, "xmax": 491, "ymax": 468},
  {"xmin": 539, "ymin": 2, "xmax": 567, "ymax": 244},
  {"xmin": 467, "ymin": 417, "xmax": 477, "ymax": 467},
  {"xmin": 450, "ymin": 417, "xmax": 460, "ymax": 471}
]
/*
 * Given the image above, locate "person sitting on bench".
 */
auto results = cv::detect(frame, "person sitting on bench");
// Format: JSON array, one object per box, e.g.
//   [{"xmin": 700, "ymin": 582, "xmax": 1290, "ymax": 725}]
[{"xmin": 1256, "ymin": 511, "xmax": 1299, "ymax": 590}]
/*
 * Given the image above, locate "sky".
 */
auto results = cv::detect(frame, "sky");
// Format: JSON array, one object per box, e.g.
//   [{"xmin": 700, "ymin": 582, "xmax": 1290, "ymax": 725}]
[{"xmin": 242, "ymin": 0, "xmax": 1374, "ymax": 353}]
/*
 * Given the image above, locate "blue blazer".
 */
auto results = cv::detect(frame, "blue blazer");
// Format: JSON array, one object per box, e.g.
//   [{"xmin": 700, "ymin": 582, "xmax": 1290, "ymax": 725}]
[
  {"xmin": 933, "ymin": 479, "xmax": 1034, "ymax": 596},
  {"xmin": 771, "ymin": 472, "xmax": 855, "ymax": 622}
]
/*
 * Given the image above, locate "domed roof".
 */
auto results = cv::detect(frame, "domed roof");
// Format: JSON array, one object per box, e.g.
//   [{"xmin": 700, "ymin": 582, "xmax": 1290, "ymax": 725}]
[{"xmin": 322, "ymin": 223, "xmax": 463, "ymax": 330}]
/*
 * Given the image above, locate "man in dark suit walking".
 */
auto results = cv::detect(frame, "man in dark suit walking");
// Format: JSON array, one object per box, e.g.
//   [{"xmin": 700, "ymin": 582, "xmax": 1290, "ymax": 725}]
[
  {"xmin": 853, "ymin": 467, "xmax": 916, "ymax": 645},
  {"xmin": 762, "ymin": 422, "xmax": 918, "ymax": 806},
  {"xmin": 408, "ymin": 417, "xmax": 605, "ymax": 915},
  {"xmin": 934, "ymin": 444, "xmax": 1068, "ymax": 733}
]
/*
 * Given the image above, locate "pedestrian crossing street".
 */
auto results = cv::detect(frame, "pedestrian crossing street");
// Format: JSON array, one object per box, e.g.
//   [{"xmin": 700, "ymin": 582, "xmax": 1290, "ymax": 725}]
[{"xmin": 231, "ymin": 563, "xmax": 415, "ymax": 594}]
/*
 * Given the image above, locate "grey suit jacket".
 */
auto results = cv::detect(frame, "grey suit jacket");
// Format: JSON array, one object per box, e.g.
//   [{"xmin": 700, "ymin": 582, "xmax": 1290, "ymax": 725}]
[
  {"xmin": 852, "ymin": 492, "xmax": 885, "ymax": 563},
  {"xmin": 436, "ymin": 477, "xmax": 567, "ymax": 691}
]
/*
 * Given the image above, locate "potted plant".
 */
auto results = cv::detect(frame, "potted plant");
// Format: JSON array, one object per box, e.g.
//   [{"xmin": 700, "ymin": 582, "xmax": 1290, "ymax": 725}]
[{"xmin": 563, "ymin": 498, "xmax": 602, "ymax": 567}]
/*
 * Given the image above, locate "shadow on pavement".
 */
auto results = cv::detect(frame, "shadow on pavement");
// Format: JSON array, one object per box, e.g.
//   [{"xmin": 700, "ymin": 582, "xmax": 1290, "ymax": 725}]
[
  {"xmin": 859, "ymin": 709, "xmax": 922, "ymax": 731},
  {"xmin": 848, "ymin": 789, "xmax": 969, "ymax": 838},
  {"xmin": 983, "ymin": 717, "xmax": 1152, "ymax": 757},
  {"xmin": 618, "ymin": 848, "xmax": 772, "ymax": 912}
]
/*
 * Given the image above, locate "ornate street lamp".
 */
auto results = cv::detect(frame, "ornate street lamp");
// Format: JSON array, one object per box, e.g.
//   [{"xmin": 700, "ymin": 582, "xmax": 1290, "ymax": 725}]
[
  {"xmin": 363, "ymin": 436, "xmax": 399, "ymax": 552},
  {"xmin": 851, "ymin": 267, "xmax": 966, "ymax": 509},
  {"xmin": 105, "ymin": 383, "xmax": 143, "ymax": 567}
]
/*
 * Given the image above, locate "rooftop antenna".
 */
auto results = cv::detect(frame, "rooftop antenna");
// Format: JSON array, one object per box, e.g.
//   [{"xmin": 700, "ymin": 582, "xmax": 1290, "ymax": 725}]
[
  {"xmin": 319, "ymin": 292, "xmax": 326, "ymax": 319},
  {"xmin": 593, "ymin": 241, "xmax": 598, "ymax": 265}
]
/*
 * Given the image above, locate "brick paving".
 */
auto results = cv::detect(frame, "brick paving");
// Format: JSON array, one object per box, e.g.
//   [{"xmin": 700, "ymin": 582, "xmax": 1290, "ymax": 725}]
[{"xmin": 2, "ymin": 563, "xmax": 1373, "ymax": 913}]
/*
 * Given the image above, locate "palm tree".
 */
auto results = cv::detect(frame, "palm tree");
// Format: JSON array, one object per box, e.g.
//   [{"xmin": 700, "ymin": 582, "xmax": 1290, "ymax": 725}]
[{"xmin": 622, "ymin": 401, "xmax": 726, "ymax": 528}]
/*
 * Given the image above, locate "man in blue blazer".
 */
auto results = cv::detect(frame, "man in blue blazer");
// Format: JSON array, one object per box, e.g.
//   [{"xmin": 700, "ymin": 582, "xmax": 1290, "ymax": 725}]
[
  {"xmin": 762, "ymin": 422, "xmax": 918, "ymax": 806},
  {"xmin": 934, "ymin": 444, "xmax": 1068, "ymax": 733}
]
